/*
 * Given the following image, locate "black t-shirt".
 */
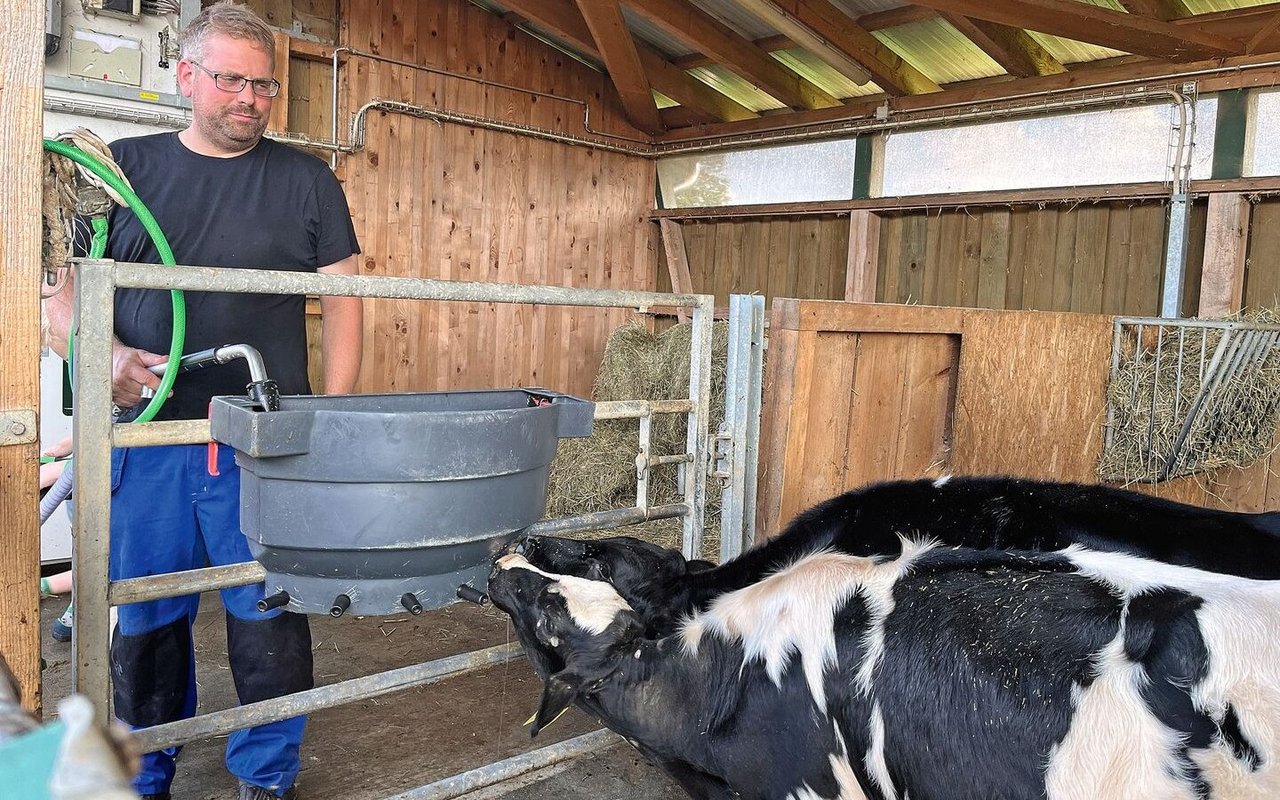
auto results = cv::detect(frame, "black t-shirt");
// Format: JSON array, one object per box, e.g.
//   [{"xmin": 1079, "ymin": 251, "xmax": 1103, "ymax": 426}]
[{"xmin": 91, "ymin": 133, "xmax": 360, "ymax": 421}]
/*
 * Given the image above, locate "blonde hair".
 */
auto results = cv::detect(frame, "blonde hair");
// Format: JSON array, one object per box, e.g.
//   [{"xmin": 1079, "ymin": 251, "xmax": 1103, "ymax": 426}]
[{"xmin": 179, "ymin": 1, "xmax": 275, "ymax": 67}]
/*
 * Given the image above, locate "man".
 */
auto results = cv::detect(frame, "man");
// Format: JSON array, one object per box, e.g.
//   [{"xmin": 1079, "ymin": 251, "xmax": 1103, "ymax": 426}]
[{"xmin": 44, "ymin": 3, "xmax": 362, "ymax": 798}]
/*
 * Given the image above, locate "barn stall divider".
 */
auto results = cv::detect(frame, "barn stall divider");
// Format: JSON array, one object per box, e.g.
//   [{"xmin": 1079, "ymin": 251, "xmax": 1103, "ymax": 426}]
[
  {"xmin": 756, "ymin": 298, "xmax": 1280, "ymax": 541},
  {"xmin": 68, "ymin": 257, "xmax": 764, "ymax": 798}
]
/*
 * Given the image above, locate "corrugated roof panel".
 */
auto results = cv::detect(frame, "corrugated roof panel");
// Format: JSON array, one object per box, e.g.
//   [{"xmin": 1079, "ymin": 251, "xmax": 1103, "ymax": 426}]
[
  {"xmin": 873, "ymin": 17, "xmax": 1005, "ymax": 84},
  {"xmin": 770, "ymin": 49, "xmax": 880, "ymax": 98},
  {"xmin": 688, "ymin": 0, "xmax": 778, "ymax": 41},
  {"xmin": 687, "ymin": 65, "xmax": 788, "ymax": 112},
  {"xmin": 1026, "ymin": 31, "xmax": 1125, "ymax": 63},
  {"xmin": 620, "ymin": 7, "xmax": 697, "ymax": 59},
  {"xmin": 1184, "ymin": 0, "xmax": 1275, "ymax": 10},
  {"xmin": 825, "ymin": 0, "xmax": 908, "ymax": 17}
]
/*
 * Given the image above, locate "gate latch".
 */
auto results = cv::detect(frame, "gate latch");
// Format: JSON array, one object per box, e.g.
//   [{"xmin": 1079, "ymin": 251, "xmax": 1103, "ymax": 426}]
[{"xmin": 710, "ymin": 423, "xmax": 733, "ymax": 488}]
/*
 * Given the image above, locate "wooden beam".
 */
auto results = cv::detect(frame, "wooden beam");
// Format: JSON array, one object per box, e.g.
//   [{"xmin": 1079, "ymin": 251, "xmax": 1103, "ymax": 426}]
[
  {"xmin": 857, "ymin": 5, "xmax": 940, "ymax": 31},
  {"xmin": 907, "ymin": 0, "xmax": 1240, "ymax": 61},
  {"xmin": 624, "ymin": 0, "xmax": 843, "ymax": 110},
  {"xmin": 1117, "ymin": 0, "xmax": 1191, "ymax": 22},
  {"xmin": 659, "ymin": 219, "xmax": 694, "ymax": 323},
  {"xmin": 1247, "ymin": 9, "xmax": 1280, "ymax": 55},
  {"xmin": 1198, "ymin": 193, "xmax": 1250, "ymax": 318},
  {"xmin": 268, "ymin": 31, "xmax": 291, "ymax": 133},
  {"xmin": 845, "ymin": 210, "xmax": 881, "ymax": 301},
  {"xmin": 1, "ymin": 0, "xmax": 45, "ymax": 713},
  {"xmin": 941, "ymin": 14, "xmax": 1066, "ymax": 77},
  {"xmin": 288, "ymin": 36, "xmax": 334, "ymax": 61},
  {"xmin": 758, "ymin": 0, "xmax": 941, "ymax": 96},
  {"xmin": 575, "ymin": 0, "xmax": 665, "ymax": 134},
  {"xmin": 732, "ymin": 0, "xmax": 872, "ymax": 86},
  {"xmin": 498, "ymin": 0, "xmax": 758, "ymax": 122}
]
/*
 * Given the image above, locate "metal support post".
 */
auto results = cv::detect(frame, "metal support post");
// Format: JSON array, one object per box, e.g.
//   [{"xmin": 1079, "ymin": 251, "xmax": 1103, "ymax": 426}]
[
  {"xmin": 1162, "ymin": 193, "xmax": 1191, "ymax": 318},
  {"xmin": 719, "ymin": 295, "xmax": 766, "ymax": 561},
  {"xmin": 683, "ymin": 296, "xmax": 715, "ymax": 560}
]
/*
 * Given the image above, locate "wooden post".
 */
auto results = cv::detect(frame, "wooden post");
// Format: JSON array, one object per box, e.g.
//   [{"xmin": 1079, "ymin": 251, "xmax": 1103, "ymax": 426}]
[
  {"xmin": 0, "ymin": 0, "xmax": 47, "ymax": 712},
  {"xmin": 659, "ymin": 218, "xmax": 694, "ymax": 323},
  {"xmin": 268, "ymin": 30, "xmax": 291, "ymax": 134},
  {"xmin": 1198, "ymin": 193, "xmax": 1250, "ymax": 318},
  {"xmin": 845, "ymin": 210, "xmax": 880, "ymax": 302}
]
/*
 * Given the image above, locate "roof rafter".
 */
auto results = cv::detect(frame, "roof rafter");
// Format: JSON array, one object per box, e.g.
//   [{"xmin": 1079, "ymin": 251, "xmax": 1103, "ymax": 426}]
[
  {"xmin": 907, "ymin": 0, "xmax": 1240, "ymax": 61},
  {"xmin": 941, "ymin": 13, "xmax": 1066, "ymax": 77},
  {"xmin": 1117, "ymin": 0, "xmax": 1191, "ymax": 22},
  {"xmin": 574, "ymin": 0, "xmax": 665, "ymax": 133},
  {"xmin": 496, "ymin": 0, "xmax": 758, "ymax": 123},
  {"xmin": 739, "ymin": 0, "xmax": 941, "ymax": 96},
  {"xmin": 623, "ymin": 0, "xmax": 843, "ymax": 110},
  {"xmin": 856, "ymin": 5, "xmax": 939, "ymax": 32}
]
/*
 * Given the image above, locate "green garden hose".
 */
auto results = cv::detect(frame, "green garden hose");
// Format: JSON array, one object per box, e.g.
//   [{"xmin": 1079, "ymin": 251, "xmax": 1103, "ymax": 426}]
[{"xmin": 43, "ymin": 139, "xmax": 186, "ymax": 423}]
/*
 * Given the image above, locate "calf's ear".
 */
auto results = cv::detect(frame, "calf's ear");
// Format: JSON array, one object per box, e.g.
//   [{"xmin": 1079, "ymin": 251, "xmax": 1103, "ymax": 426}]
[{"xmin": 532, "ymin": 672, "xmax": 581, "ymax": 736}]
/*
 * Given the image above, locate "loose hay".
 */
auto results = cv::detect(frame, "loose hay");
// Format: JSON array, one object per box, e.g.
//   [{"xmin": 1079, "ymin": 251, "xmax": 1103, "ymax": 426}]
[
  {"xmin": 546, "ymin": 320, "xmax": 732, "ymax": 558},
  {"xmin": 1098, "ymin": 311, "xmax": 1280, "ymax": 484}
]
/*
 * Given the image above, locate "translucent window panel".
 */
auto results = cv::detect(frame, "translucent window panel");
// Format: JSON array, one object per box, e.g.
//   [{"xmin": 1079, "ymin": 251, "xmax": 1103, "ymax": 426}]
[
  {"xmin": 882, "ymin": 98, "xmax": 1217, "ymax": 196},
  {"xmin": 657, "ymin": 139, "xmax": 857, "ymax": 207},
  {"xmin": 1248, "ymin": 90, "xmax": 1280, "ymax": 176}
]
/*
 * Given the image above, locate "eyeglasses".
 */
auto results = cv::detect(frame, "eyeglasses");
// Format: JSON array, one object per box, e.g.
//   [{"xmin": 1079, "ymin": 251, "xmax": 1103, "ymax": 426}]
[{"xmin": 189, "ymin": 61, "xmax": 280, "ymax": 98}]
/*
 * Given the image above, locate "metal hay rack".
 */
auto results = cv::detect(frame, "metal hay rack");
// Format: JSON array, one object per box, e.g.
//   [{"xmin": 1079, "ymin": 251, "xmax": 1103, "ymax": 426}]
[{"xmin": 1100, "ymin": 316, "xmax": 1280, "ymax": 484}]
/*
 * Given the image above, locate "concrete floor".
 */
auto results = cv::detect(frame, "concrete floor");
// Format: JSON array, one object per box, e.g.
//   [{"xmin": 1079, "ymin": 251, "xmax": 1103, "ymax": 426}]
[{"xmin": 40, "ymin": 594, "xmax": 688, "ymax": 800}]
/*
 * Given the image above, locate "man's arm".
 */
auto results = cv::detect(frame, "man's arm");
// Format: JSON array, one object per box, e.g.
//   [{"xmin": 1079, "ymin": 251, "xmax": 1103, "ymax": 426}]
[
  {"xmin": 43, "ymin": 268, "xmax": 164, "ymax": 408},
  {"xmin": 316, "ymin": 255, "xmax": 363, "ymax": 394}
]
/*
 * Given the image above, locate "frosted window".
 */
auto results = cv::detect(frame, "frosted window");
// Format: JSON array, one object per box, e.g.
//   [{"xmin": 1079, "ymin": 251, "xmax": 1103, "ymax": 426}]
[
  {"xmin": 1248, "ymin": 90, "xmax": 1280, "ymax": 176},
  {"xmin": 657, "ymin": 139, "xmax": 857, "ymax": 208},
  {"xmin": 882, "ymin": 99, "xmax": 1218, "ymax": 196}
]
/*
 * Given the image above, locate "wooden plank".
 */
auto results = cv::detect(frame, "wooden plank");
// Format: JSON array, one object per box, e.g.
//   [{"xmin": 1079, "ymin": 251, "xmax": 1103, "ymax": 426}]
[
  {"xmin": 906, "ymin": 0, "xmax": 1239, "ymax": 61},
  {"xmin": 755, "ymin": 320, "xmax": 800, "ymax": 539},
  {"xmin": 976, "ymin": 210, "xmax": 1011, "ymax": 308},
  {"xmin": 1004, "ymin": 208, "xmax": 1029, "ymax": 308},
  {"xmin": 575, "ymin": 0, "xmax": 665, "ymax": 134},
  {"xmin": 845, "ymin": 210, "xmax": 881, "ymax": 302},
  {"xmin": 624, "ymin": 0, "xmax": 842, "ymax": 110},
  {"xmin": 957, "ymin": 211, "xmax": 983, "ymax": 308},
  {"xmin": 1118, "ymin": 0, "xmax": 1192, "ymax": 22},
  {"xmin": 1125, "ymin": 202, "xmax": 1167, "ymax": 315},
  {"xmin": 893, "ymin": 333, "xmax": 959, "ymax": 477},
  {"xmin": 844, "ymin": 333, "xmax": 909, "ymax": 487},
  {"xmin": 858, "ymin": 5, "xmax": 940, "ymax": 31},
  {"xmin": 776, "ymin": 330, "xmax": 821, "ymax": 527},
  {"xmin": 877, "ymin": 213, "xmax": 901, "ymax": 303},
  {"xmin": 1070, "ymin": 205, "xmax": 1110, "ymax": 312},
  {"xmin": 935, "ymin": 210, "xmax": 966, "ymax": 307},
  {"xmin": 798, "ymin": 331, "xmax": 860, "ymax": 504},
  {"xmin": 1100, "ymin": 203, "xmax": 1133, "ymax": 315},
  {"xmin": 774, "ymin": 300, "xmax": 966, "ymax": 334},
  {"xmin": 268, "ymin": 30, "xmax": 291, "ymax": 133},
  {"xmin": 659, "ymin": 219, "xmax": 693, "ymax": 322},
  {"xmin": 1245, "ymin": 199, "xmax": 1280, "ymax": 309},
  {"xmin": 920, "ymin": 210, "xmax": 944, "ymax": 305},
  {"xmin": 899, "ymin": 213, "xmax": 929, "ymax": 305},
  {"xmin": 0, "ymin": 0, "xmax": 44, "ymax": 712},
  {"xmin": 951, "ymin": 310, "xmax": 1114, "ymax": 480},
  {"xmin": 1198, "ymin": 192, "xmax": 1249, "ymax": 318}
]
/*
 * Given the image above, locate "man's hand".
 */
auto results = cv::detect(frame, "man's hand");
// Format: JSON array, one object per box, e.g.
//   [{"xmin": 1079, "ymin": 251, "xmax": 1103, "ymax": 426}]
[{"xmin": 112, "ymin": 344, "xmax": 167, "ymax": 408}]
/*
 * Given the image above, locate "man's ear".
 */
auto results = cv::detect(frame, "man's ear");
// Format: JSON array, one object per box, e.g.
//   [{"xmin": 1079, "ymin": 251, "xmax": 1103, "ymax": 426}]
[{"xmin": 531, "ymin": 672, "xmax": 581, "ymax": 737}]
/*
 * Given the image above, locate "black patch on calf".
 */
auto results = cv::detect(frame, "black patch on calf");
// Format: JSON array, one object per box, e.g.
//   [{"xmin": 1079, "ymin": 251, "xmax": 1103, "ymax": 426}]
[
  {"xmin": 1124, "ymin": 588, "xmax": 1213, "ymax": 797},
  {"xmin": 1220, "ymin": 705, "xmax": 1263, "ymax": 771},
  {"xmin": 874, "ymin": 549, "xmax": 1122, "ymax": 800}
]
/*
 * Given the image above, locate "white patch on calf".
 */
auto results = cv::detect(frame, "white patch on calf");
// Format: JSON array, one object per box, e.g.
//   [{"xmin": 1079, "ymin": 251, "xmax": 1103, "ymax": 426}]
[
  {"xmin": 1064, "ymin": 546, "xmax": 1280, "ymax": 797},
  {"xmin": 864, "ymin": 702, "xmax": 897, "ymax": 800},
  {"xmin": 1045, "ymin": 628, "xmax": 1198, "ymax": 800},
  {"xmin": 932, "ymin": 475, "xmax": 952, "ymax": 488},
  {"xmin": 496, "ymin": 553, "xmax": 633, "ymax": 635},
  {"xmin": 680, "ymin": 539, "xmax": 931, "ymax": 710}
]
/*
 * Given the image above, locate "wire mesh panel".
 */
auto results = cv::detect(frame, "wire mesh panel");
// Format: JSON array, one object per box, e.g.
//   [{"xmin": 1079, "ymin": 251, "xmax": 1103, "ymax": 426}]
[{"xmin": 1100, "ymin": 317, "xmax": 1280, "ymax": 483}]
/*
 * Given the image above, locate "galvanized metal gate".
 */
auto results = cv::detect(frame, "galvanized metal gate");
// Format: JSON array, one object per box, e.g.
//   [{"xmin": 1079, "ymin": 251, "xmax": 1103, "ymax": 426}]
[{"xmin": 66, "ymin": 257, "xmax": 764, "ymax": 798}]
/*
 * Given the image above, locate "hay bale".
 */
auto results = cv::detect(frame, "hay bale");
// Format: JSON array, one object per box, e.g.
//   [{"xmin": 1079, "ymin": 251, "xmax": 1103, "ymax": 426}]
[
  {"xmin": 1098, "ymin": 314, "xmax": 1280, "ymax": 484},
  {"xmin": 546, "ymin": 320, "xmax": 732, "ymax": 556}
]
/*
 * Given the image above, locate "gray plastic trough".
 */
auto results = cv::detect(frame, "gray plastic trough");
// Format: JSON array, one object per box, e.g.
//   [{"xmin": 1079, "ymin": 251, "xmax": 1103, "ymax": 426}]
[{"xmin": 209, "ymin": 389, "xmax": 594, "ymax": 617}]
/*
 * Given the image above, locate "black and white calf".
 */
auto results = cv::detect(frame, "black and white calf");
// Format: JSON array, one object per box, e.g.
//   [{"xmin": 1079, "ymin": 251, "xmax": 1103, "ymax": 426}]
[
  {"xmin": 489, "ymin": 542, "xmax": 1280, "ymax": 800},
  {"xmin": 510, "ymin": 475, "xmax": 1280, "ymax": 635}
]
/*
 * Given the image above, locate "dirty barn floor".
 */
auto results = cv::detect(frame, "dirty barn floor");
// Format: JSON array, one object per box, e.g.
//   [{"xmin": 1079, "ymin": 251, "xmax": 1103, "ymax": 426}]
[{"xmin": 40, "ymin": 594, "xmax": 688, "ymax": 800}]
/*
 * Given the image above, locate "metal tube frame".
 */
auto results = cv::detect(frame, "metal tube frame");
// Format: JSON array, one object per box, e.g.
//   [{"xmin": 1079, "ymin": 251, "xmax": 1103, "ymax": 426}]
[
  {"xmin": 718, "ymin": 295, "xmax": 766, "ymax": 561},
  {"xmin": 69, "ymin": 258, "xmax": 718, "ymax": 796}
]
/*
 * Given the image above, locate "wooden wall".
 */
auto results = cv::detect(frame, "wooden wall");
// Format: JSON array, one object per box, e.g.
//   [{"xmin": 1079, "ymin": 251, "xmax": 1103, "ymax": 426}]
[
  {"xmin": 876, "ymin": 201, "xmax": 1207, "ymax": 315},
  {"xmin": 1246, "ymin": 198, "xmax": 1280, "ymax": 309},
  {"xmin": 757, "ymin": 299, "xmax": 1280, "ymax": 538},
  {"xmin": 656, "ymin": 216, "xmax": 851, "ymax": 304}
]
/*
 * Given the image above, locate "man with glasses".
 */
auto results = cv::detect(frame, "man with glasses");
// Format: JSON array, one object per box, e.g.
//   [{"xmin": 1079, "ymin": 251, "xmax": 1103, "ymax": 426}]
[{"xmin": 45, "ymin": 3, "xmax": 361, "ymax": 799}]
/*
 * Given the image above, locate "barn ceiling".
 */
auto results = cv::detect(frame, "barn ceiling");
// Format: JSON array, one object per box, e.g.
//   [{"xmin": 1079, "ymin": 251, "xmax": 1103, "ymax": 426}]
[{"xmin": 476, "ymin": 0, "xmax": 1280, "ymax": 135}]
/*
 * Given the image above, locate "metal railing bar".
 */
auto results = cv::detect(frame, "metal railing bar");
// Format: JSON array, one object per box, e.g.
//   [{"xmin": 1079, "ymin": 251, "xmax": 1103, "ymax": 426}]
[
  {"xmin": 386, "ymin": 729, "xmax": 619, "ymax": 800},
  {"xmin": 133, "ymin": 643, "xmax": 524, "ymax": 751}
]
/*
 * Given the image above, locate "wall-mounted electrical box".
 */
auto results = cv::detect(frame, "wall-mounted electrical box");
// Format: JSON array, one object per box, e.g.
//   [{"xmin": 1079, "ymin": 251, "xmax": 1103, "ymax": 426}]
[
  {"xmin": 69, "ymin": 27, "xmax": 143, "ymax": 86},
  {"xmin": 84, "ymin": 0, "xmax": 141, "ymax": 21}
]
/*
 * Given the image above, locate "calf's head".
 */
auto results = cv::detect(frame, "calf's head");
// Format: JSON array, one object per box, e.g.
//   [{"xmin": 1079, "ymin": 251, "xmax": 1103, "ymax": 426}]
[
  {"xmin": 488, "ymin": 552, "xmax": 646, "ymax": 734},
  {"xmin": 501, "ymin": 534, "xmax": 710, "ymax": 635}
]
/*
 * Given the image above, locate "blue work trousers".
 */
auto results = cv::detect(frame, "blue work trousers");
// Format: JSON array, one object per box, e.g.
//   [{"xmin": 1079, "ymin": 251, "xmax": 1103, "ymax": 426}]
[{"xmin": 108, "ymin": 444, "xmax": 313, "ymax": 797}]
